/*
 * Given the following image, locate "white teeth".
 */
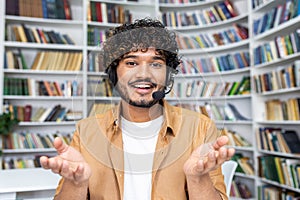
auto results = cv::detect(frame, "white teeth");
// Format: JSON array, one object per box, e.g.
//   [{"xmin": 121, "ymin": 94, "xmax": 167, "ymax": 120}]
[{"xmin": 134, "ymin": 84, "xmax": 151, "ymax": 88}]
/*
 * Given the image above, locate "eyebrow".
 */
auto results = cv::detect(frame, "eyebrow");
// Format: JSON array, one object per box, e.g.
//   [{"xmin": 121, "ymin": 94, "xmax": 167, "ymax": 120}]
[{"xmin": 122, "ymin": 54, "xmax": 166, "ymax": 62}]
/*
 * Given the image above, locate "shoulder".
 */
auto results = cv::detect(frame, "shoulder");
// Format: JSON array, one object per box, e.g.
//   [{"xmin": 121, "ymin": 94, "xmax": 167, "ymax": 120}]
[{"xmin": 76, "ymin": 108, "xmax": 115, "ymax": 131}]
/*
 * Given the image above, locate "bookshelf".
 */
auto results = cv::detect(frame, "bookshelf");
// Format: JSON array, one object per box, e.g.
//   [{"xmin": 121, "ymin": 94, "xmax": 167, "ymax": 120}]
[
  {"xmin": 250, "ymin": 0, "xmax": 300, "ymax": 199},
  {"xmin": 0, "ymin": 0, "xmax": 300, "ymax": 199},
  {"xmin": 160, "ymin": 0, "xmax": 255, "ymax": 199},
  {"xmin": 0, "ymin": 0, "xmax": 157, "ymax": 198}
]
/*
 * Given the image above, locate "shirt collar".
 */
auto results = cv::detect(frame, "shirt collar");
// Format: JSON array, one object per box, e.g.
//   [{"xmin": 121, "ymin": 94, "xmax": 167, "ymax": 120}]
[{"xmin": 104, "ymin": 100, "xmax": 181, "ymax": 137}]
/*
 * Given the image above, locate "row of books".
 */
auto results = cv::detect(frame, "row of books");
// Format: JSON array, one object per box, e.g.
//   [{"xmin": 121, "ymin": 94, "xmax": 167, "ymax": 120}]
[
  {"xmin": 251, "ymin": 0, "xmax": 269, "ymax": 9},
  {"xmin": 230, "ymin": 180, "xmax": 252, "ymax": 199},
  {"xmin": 6, "ymin": 24, "xmax": 75, "ymax": 44},
  {"xmin": 257, "ymin": 185, "xmax": 300, "ymax": 200},
  {"xmin": 3, "ymin": 77, "xmax": 82, "ymax": 97},
  {"xmin": 180, "ymin": 51, "xmax": 250, "ymax": 74},
  {"xmin": 161, "ymin": 0, "xmax": 237, "ymax": 27},
  {"xmin": 253, "ymin": 0, "xmax": 300, "ymax": 36},
  {"xmin": 232, "ymin": 153, "xmax": 255, "ymax": 176},
  {"xmin": 175, "ymin": 76, "xmax": 250, "ymax": 98},
  {"xmin": 159, "ymin": 0, "xmax": 212, "ymax": 3},
  {"xmin": 265, "ymin": 98, "xmax": 300, "ymax": 121},
  {"xmin": 253, "ymin": 29, "xmax": 300, "ymax": 65},
  {"xmin": 253, "ymin": 61, "xmax": 300, "ymax": 93},
  {"xmin": 2, "ymin": 132, "xmax": 72, "ymax": 150},
  {"xmin": 4, "ymin": 49, "xmax": 28, "ymax": 70},
  {"xmin": 32, "ymin": 51, "xmax": 82, "ymax": 71},
  {"xmin": 176, "ymin": 23, "xmax": 248, "ymax": 49},
  {"xmin": 88, "ymin": 2, "xmax": 132, "ymax": 24},
  {"xmin": 87, "ymin": 77, "xmax": 113, "ymax": 97},
  {"xmin": 256, "ymin": 127, "xmax": 300, "ymax": 154},
  {"xmin": 176, "ymin": 102, "xmax": 250, "ymax": 121},
  {"xmin": 5, "ymin": 103, "xmax": 81, "ymax": 123},
  {"xmin": 221, "ymin": 128, "xmax": 252, "ymax": 147},
  {"xmin": 258, "ymin": 155, "xmax": 300, "ymax": 188},
  {"xmin": 87, "ymin": 51, "xmax": 105, "ymax": 72},
  {"xmin": 2, "ymin": 156, "xmax": 42, "ymax": 170},
  {"xmin": 5, "ymin": 50, "xmax": 82, "ymax": 71},
  {"xmin": 87, "ymin": 27, "xmax": 106, "ymax": 47},
  {"xmin": 5, "ymin": 0, "xmax": 72, "ymax": 20}
]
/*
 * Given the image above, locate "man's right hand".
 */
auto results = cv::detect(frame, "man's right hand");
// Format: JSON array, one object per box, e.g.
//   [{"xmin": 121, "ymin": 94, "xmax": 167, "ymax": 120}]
[{"xmin": 40, "ymin": 137, "xmax": 92, "ymax": 186}]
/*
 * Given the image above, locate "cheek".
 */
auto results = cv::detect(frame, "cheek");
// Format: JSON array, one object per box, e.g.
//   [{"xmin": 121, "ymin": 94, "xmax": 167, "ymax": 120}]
[{"xmin": 155, "ymin": 70, "xmax": 167, "ymax": 85}]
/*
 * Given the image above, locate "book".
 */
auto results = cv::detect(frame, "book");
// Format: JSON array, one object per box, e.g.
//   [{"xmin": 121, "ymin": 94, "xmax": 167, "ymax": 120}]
[
  {"xmin": 24, "ymin": 104, "xmax": 32, "ymax": 122},
  {"xmin": 281, "ymin": 130, "xmax": 300, "ymax": 153},
  {"xmin": 44, "ymin": 104, "xmax": 61, "ymax": 121}
]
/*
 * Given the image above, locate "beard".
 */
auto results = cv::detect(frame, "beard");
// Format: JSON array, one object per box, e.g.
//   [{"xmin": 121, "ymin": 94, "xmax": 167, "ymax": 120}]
[{"xmin": 115, "ymin": 81, "xmax": 161, "ymax": 108}]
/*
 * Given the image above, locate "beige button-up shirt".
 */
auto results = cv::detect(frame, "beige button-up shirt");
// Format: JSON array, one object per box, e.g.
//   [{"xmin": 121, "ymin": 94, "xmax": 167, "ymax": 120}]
[{"xmin": 55, "ymin": 100, "xmax": 227, "ymax": 199}]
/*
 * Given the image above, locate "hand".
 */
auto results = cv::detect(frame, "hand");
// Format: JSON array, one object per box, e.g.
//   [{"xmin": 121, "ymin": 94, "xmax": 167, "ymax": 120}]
[
  {"xmin": 183, "ymin": 136, "xmax": 235, "ymax": 179},
  {"xmin": 40, "ymin": 137, "xmax": 92, "ymax": 185}
]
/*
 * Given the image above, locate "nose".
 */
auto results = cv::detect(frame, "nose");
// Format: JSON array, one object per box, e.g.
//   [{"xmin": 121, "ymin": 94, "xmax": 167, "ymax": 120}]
[{"xmin": 135, "ymin": 63, "xmax": 151, "ymax": 78}]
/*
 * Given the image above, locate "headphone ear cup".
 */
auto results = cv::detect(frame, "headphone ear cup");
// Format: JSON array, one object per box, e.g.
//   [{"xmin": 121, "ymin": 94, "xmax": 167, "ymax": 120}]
[{"xmin": 107, "ymin": 67, "xmax": 117, "ymax": 86}]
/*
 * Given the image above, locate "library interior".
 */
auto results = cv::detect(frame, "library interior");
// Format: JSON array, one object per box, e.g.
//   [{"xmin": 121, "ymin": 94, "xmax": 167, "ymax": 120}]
[{"xmin": 0, "ymin": 0, "xmax": 300, "ymax": 199}]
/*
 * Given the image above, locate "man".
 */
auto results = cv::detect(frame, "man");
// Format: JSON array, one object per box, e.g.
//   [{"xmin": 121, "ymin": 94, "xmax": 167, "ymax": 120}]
[{"xmin": 40, "ymin": 18, "xmax": 235, "ymax": 200}]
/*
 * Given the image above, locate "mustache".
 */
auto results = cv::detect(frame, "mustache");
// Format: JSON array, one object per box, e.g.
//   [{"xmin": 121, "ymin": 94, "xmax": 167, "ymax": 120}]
[{"xmin": 128, "ymin": 79, "xmax": 158, "ymax": 87}]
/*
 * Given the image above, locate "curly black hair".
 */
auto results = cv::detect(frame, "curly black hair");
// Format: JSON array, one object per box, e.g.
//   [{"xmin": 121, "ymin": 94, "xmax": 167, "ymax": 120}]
[{"xmin": 101, "ymin": 18, "xmax": 181, "ymax": 86}]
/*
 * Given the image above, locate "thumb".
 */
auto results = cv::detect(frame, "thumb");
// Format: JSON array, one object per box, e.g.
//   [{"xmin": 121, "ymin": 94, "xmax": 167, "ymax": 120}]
[{"xmin": 53, "ymin": 137, "xmax": 68, "ymax": 154}]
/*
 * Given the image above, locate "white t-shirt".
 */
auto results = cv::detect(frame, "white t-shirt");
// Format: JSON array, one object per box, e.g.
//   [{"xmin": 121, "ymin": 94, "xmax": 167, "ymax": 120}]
[{"xmin": 121, "ymin": 116, "xmax": 163, "ymax": 200}]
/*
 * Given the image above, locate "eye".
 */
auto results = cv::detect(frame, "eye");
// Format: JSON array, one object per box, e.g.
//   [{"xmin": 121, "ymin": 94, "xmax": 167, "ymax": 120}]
[
  {"xmin": 126, "ymin": 61, "xmax": 138, "ymax": 67},
  {"xmin": 149, "ymin": 62, "xmax": 164, "ymax": 68}
]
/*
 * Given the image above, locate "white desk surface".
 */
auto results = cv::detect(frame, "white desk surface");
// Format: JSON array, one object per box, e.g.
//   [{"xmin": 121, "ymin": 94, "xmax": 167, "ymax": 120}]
[{"xmin": 0, "ymin": 168, "xmax": 61, "ymax": 193}]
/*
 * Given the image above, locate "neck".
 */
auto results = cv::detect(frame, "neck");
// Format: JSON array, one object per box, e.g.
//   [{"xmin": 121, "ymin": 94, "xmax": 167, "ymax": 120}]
[{"xmin": 121, "ymin": 100, "xmax": 163, "ymax": 122}]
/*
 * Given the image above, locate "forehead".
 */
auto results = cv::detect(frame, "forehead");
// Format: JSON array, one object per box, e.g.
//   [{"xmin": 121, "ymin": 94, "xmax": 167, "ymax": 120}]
[{"xmin": 122, "ymin": 48, "xmax": 166, "ymax": 59}]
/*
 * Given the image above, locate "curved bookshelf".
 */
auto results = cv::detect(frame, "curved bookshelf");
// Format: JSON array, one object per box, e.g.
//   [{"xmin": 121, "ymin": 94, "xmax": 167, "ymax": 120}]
[
  {"xmin": 259, "ymin": 178, "xmax": 300, "ymax": 194},
  {"xmin": 159, "ymin": 0, "xmax": 224, "ymax": 8},
  {"xmin": 235, "ymin": 172, "xmax": 256, "ymax": 180},
  {"xmin": 253, "ymin": 52, "xmax": 300, "ymax": 69},
  {"xmin": 3, "ymin": 69, "xmax": 84, "ymax": 75},
  {"xmin": 169, "ymin": 13, "xmax": 248, "ymax": 31},
  {"xmin": 258, "ymin": 149, "xmax": 300, "ymax": 159},
  {"xmin": 232, "ymin": 146, "xmax": 254, "ymax": 152},
  {"xmin": 2, "ymin": 148, "xmax": 56, "ymax": 154},
  {"xmin": 252, "ymin": 0, "xmax": 276, "ymax": 13},
  {"xmin": 214, "ymin": 120, "xmax": 252, "ymax": 125},
  {"xmin": 177, "ymin": 67, "xmax": 250, "ymax": 77},
  {"xmin": 87, "ymin": 96, "xmax": 121, "ymax": 101},
  {"xmin": 255, "ymin": 120, "xmax": 300, "ymax": 125},
  {"xmin": 3, "ymin": 96, "xmax": 83, "ymax": 100},
  {"xmin": 18, "ymin": 121, "xmax": 76, "ymax": 126},
  {"xmin": 255, "ymin": 87, "xmax": 300, "ymax": 96},
  {"xmin": 5, "ymin": 15, "xmax": 83, "ymax": 25},
  {"xmin": 179, "ymin": 39, "xmax": 249, "ymax": 54},
  {"xmin": 166, "ymin": 94, "xmax": 251, "ymax": 102},
  {"xmin": 4, "ymin": 41, "xmax": 83, "ymax": 50},
  {"xmin": 253, "ymin": 16, "xmax": 300, "ymax": 41}
]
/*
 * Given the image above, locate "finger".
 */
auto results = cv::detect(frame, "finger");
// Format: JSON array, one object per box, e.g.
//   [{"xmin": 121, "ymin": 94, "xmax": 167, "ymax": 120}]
[
  {"xmin": 227, "ymin": 148, "xmax": 235, "ymax": 158},
  {"xmin": 73, "ymin": 163, "xmax": 85, "ymax": 182},
  {"xmin": 48, "ymin": 157, "xmax": 63, "ymax": 174},
  {"xmin": 216, "ymin": 147, "xmax": 229, "ymax": 165},
  {"xmin": 40, "ymin": 156, "xmax": 50, "ymax": 169},
  {"xmin": 59, "ymin": 160, "xmax": 73, "ymax": 178},
  {"xmin": 195, "ymin": 159, "xmax": 205, "ymax": 174},
  {"xmin": 53, "ymin": 137, "xmax": 69, "ymax": 155},
  {"xmin": 212, "ymin": 136, "xmax": 229, "ymax": 150}
]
